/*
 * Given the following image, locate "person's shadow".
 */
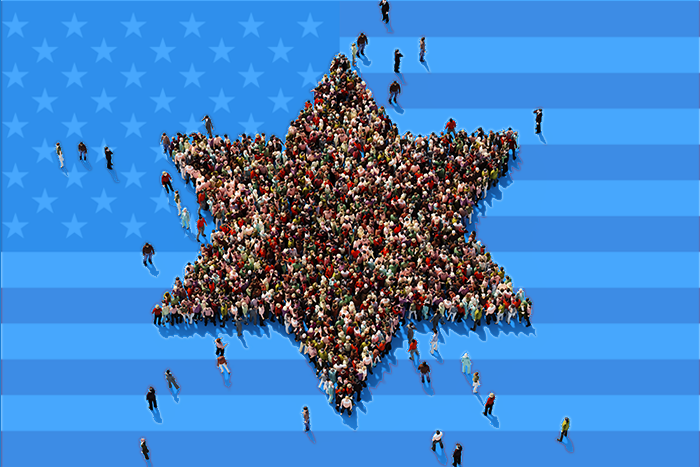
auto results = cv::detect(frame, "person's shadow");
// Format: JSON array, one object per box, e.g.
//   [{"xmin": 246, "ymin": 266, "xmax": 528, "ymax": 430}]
[
  {"xmin": 151, "ymin": 407, "xmax": 163, "ymax": 424},
  {"xmin": 81, "ymin": 159, "xmax": 93, "ymax": 171},
  {"xmin": 431, "ymin": 348, "xmax": 444, "ymax": 365},
  {"xmin": 144, "ymin": 458, "xmax": 153, "ymax": 467},
  {"xmin": 486, "ymin": 414, "xmax": 500, "ymax": 429},
  {"xmin": 420, "ymin": 59, "xmax": 430, "ymax": 73},
  {"xmin": 236, "ymin": 331, "xmax": 248, "ymax": 348},
  {"xmin": 146, "ymin": 263, "xmax": 160, "ymax": 278},
  {"xmin": 383, "ymin": 19, "xmax": 394, "ymax": 34},
  {"xmin": 557, "ymin": 435, "xmax": 575, "ymax": 453},
  {"xmin": 305, "ymin": 430, "xmax": 316, "ymax": 444},
  {"xmin": 221, "ymin": 369, "xmax": 232, "ymax": 388},
  {"xmin": 340, "ymin": 408, "xmax": 359, "ymax": 430},
  {"xmin": 169, "ymin": 386, "xmax": 180, "ymax": 403},
  {"xmin": 422, "ymin": 377, "xmax": 435, "ymax": 396},
  {"xmin": 395, "ymin": 72, "xmax": 407, "ymax": 85},
  {"xmin": 359, "ymin": 54, "xmax": 371, "ymax": 67},
  {"xmin": 389, "ymin": 100, "xmax": 405, "ymax": 115},
  {"xmin": 537, "ymin": 132, "xmax": 547, "ymax": 145},
  {"xmin": 432, "ymin": 443, "xmax": 448, "ymax": 465},
  {"xmin": 107, "ymin": 167, "xmax": 119, "ymax": 183}
]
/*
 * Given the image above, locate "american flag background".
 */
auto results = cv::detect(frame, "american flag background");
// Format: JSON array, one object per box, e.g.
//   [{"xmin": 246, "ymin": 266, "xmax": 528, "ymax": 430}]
[{"xmin": 1, "ymin": 1, "xmax": 699, "ymax": 466}]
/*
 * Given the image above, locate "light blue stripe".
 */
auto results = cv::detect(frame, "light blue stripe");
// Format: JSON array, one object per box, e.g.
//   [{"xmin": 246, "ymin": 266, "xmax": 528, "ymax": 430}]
[
  {"xmin": 380, "ymin": 109, "xmax": 699, "ymax": 145},
  {"xmin": 485, "ymin": 181, "xmax": 700, "ymax": 217},
  {"xmin": 1, "ymin": 395, "xmax": 696, "ymax": 432},
  {"xmin": 342, "ymin": 37, "xmax": 699, "ymax": 73},
  {"xmin": 2, "ymin": 252, "xmax": 698, "ymax": 288},
  {"xmin": 2, "ymin": 323, "xmax": 697, "ymax": 360}
]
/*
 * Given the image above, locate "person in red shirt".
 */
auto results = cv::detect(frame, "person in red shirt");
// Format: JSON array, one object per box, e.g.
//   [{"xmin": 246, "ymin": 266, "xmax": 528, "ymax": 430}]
[
  {"xmin": 196, "ymin": 215, "xmax": 207, "ymax": 243},
  {"xmin": 161, "ymin": 171, "xmax": 174, "ymax": 194},
  {"xmin": 152, "ymin": 305, "xmax": 162, "ymax": 326},
  {"xmin": 483, "ymin": 392, "xmax": 496, "ymax": 416},
  {"xmin": 445, "ymin": 118, "xmax": 457, "ymax": 136},
  {"xmin": 408, "ymin": 338, "xmax": 420, "ymax": 362}
]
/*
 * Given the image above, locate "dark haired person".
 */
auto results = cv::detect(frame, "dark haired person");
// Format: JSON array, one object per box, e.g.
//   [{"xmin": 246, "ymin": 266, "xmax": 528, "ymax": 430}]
[
  {"xmin": 534, "ymin": 108, "xmax": 543, "ymax": 134},
  {"xmin": 104, "ymin": 146, "xmax": 114, "ymax": 170},
  {"xmin": 146, "ymin": 387, "xmax": 157, "ymax": 411},
  {"xmin": 394, "ymin": 48, "xmax": 403, "ymax": 73},
  {"xmin": 379, "ymin": 0, "xmax": 390, "ymax": 24},
  {"xmin": 143, "ymin": 242, "xmax": 155, "ymax": 266},
  {"xmin": 201, "ymin": 115, "xmax": 214, "ymax": 138},
  {"xmin": 78, "ymin": 141, "xmax": 88, "ymax": 161},
  {"xmin": 558, "ymin": 417, "xmax": 570, "ymax": 442}
]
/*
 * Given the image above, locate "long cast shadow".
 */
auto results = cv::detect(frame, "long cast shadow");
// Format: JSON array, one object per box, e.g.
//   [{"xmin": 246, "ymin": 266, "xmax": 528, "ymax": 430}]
[
  {"xmin": 151, "ymin": 407, "xmax": 163, "ymax": 424},
  {"xmin": 420, "ymin": 59, "xmax": 430, "ymax": 73}
]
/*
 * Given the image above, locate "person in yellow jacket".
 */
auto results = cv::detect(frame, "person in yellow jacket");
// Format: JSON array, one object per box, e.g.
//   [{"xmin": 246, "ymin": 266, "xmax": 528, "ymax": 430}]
[{"xmin": 557, "ymin": 417, "xmax": 570, "ymax": 442}]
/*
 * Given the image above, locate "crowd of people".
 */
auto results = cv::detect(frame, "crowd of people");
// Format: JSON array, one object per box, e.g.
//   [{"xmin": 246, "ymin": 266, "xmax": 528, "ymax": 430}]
[{"xmin": 150, "ymin": 53, "xmax": 532, "ymax": 413}]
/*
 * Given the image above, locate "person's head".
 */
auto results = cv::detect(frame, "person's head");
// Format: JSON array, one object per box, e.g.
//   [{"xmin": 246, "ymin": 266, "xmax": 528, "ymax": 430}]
[
  {"xmin": 565, "ymin": 417, "xmax": 569, "ymax": 422},
  {"xmin": 456, "ymin": 443, "xmax": 461, "ymax": 449},
  {"xmin": 166, "ymin": 369, "xmax": 171, "ymax": 374},
  {"xmin": 216, "ymin": 338, "xmax": 221, "ymax": 342},
  {"xmin": 141, "ymin": 438, "xmax": 145, "ymax": 443},
  {"xmin": 149, "ymin": 386, "xmax": 154, "ymax": 392},
  {"xmin": 490, "ymin": 393, "xmax": 494, "ymax": 397},
  {"xmin": 303, "ymin": 406, "xmax": 308, "ymax": 411},
  {"xmin": 162, "ymin": 132, "xmax": 166, "ymax": 136},
  {"xmin": 436, "ymin": 430, "xmax": 441, "ymax": 435}
]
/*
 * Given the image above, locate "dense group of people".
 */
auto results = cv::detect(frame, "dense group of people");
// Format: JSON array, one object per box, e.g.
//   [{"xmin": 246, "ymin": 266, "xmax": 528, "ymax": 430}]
[{"xmin": 150, "ymin": 53, "xmax": 531, "ymax": 413}]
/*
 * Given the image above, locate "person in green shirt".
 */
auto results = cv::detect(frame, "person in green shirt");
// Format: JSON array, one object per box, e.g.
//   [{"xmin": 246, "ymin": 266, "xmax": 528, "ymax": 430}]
[{"xmin": 557, "ymin": 417, "xmax": 570, "ymax": 442}]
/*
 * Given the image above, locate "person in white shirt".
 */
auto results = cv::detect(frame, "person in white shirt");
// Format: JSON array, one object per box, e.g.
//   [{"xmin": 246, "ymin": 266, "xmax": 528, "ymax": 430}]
[
  {"xmin": 431, "ymin": 430, "xmax": 444, "ymax": 451},
  {"xmin": 340, "ymin": 395, "xmax": 353, "ymax": 416},
  {"xmin": 430, "ymin": 330, "xmax": 439, "ymax": 354}
]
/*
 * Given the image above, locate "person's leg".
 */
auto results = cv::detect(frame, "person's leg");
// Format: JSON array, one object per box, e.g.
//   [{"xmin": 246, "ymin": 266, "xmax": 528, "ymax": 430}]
[
  {"xmin": 148, "ymin": 400, "xmax": 153, "ymax": 410},
  {"xmin": 431, "ymin": 440, "xmax": 436, "ymax": 451}
]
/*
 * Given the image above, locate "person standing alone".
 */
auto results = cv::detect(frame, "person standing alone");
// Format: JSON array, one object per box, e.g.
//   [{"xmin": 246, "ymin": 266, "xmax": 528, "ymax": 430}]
[
  {"xmin": 534, "ymin": 108, "xmax": 543, "ymax": 134},
  {"xmin": 558, "ymin": 417, "xmax": 570, "ymax": 442},
  {"xmin": 302, "ymin": 406, "xmax": 311, "ymax": 432},
  {"xmin": 161, "ymin": 171, "xmax": 174, "ymax": 194},
  {"xmin": 483, "ymin": 392, "xmax": 496, "ymax": 416},
  {"xmin": 143, "ymin": 242, "xmax": 155, "ymax": 266},
  {"xmin": 55, "ymin": 142, "xmax": 65, "ymax": 169},
  {"xmin": 394, "ymin": 49, "xmax": 403, "ymax": 73},
  {"xmin": 165, "ymin": 369, "xmax": 180, "ymax": 391},
  {"xmin": 202, "ymin": 115, "xmax": 214, "ymax": 138},
  {"xmin": 452, "ymin": 443, "xmax": 463, "ymax": 466},
  {"xmin": 379, "ymin": 0, "xmax": 390, "ymax": 24},
  {"xmin": 146, "ymin": 387, "xmax": 158, "ymax": 411},
  {"xmin": 419, "ymin": 37, "xmax": 426, "ymax": 62},
  {"xmin": 357, "ymin": 32, "xmax": 368, "ymax": 57},
  {"xmin": 140, "ymin": 438, "xmax": 150, "ymax": 461},
  {"xmin": 78, "ymin": 141, "xmax": 88, "ymax": 161},
  {"xmin": 389, "ymin": 80, "xmax": 401, "ymax": 105},
  {"xmin": 431, "ymin": 430, "xmax": 444, "ymax": 452},
  {"xmin": 104, "ymin": 146, "xmax": 114, "ymax": 170}
]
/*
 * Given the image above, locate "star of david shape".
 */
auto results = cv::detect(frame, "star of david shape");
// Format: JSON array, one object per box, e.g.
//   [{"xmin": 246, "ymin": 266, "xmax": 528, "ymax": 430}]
[{"xmin": 153, "ymin": 55, "xmax": 532, "ymax": 417}]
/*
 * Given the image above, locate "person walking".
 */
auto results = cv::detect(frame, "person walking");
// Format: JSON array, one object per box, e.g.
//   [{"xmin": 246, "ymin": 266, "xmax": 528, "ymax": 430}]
[
  {"xmin": 452, "ymin": 443, "xmax": 463, "ymax": 466},
  {"xmin": 142, "ymin": 242, "xmax": 155, "ymax": 266},
  {"xmin": 419, "ymin": 36, "xmax": 426, "ymax": 62},
  {"xmin": 174, "ymin": 190, "xmax": 182, "ymax": 215},
  {"xmin": 202, "ymin": 115, "xmax": 214, "ymax": 138},
  {"xmin": 406, "ymin": 322, "xmax": 415, "ymax": 343},
  {"xmin": 146, "ymin": 387, "xmax": 158, "ymax": 411},
  {"xmin": 472, "ymin": 371, "xmax": 480, "ymax": 393},
  {"xmin": 78, "ymin": 141, "xmax": 88, "ymax": 161},
  {"xmin": 302, "ymin": 406, "xmax": 311, "ymax": 432},
  {"xmin": 161, "ymin": 171, "xmax": 174, "ymax": 194},
  {"xmin": 164, "ymin": 369, "xmax": 180, "ymax": 390},
  {"xmin": 430, "ymin": 330, "xmax": 439, "ymax": 355},
  {"xmin": 408, "ymin": 338, "xmax": 420, "ymax": 362},
  {"xmin": 431, "ymin": 430, "xmax": 444, "ymax": 452},
  {"xmin": 394, "ymin": 49, "xmax": 403, "ymax": 73},
  {"xmin": 55, "ymin": 142, "xmax": 65, "ymax": 169},
  {"xmin": 104, "ymin": 146, "xmax": 114, "ymax": 170},
  {"xmin": 152, "ymin": 304, "xmax": 162, "ymax": 326},
  {"xmin": 534, "ymin": 108, "xmax": 543, "ymax": 134},
  {"xmin": 379, "ymin": 0, "xmax": 390, "ymax": 24},
  {"xmin": 180, "ymin": 207, "xmax": 191, "ymax": 231},
  {"xmin": 217, "ymin": 354, "xmax": 231, "ymax": 374},
  {"xmin": 140, "ymin": 438, "xmax": 150, "ymax": 461},
  {"xmin": 418, "ymin": 361, "xmax": 431, "ymax": 384},
  {"xmin": 357, "ymin": 32, "xmax": 368, "ymax": 57},
  {"xmin": 388, "ymin": 80, "xmax": 401, "ymax": 105},
  {"xmin": 161, "ymin": 132, "xmax": 171, "ymax": 155},
  {"xmin": 351, "ymin": 42, "xmax": 358, "ymax": 66},
  {"xmin": 461, "ymin": 352, "xmax": 471, "ymax": 374},
  {"xmin": 483, "ymin": 392, "xmax": 496, "ymax": 416},
  {"xmin": 196, "ymin": 214, "xmax": 207, "ymax": 242},
  {"xmin": 215, "ymin": 337, "xmax": 228, "ymax": 356},
  {"xmin": 557, "ymin": 417, "xmax": 570, "ymax": 442}
]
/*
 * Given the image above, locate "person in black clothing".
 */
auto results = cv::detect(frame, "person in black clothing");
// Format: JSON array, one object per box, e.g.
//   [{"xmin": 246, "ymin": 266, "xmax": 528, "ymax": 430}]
[
  {"xmin": 202, "ymin": 115, "xmax": 214, "ymax": 138},
  {"xmin": 452, "ymin": 443, "xmax": 463, "ymax": 467},
  {"xmin": 146, "ymin": 387, "xmax": 157, "ymax": 411},
  {"xmin": 389, "ymin": 81, "xmax": 401, "ymax": 104},
  {"xmin": 104, "ymin": 146, "xmax": 114, "ymax": 170},
  {"xmin": 534, "ymin": 108, "xmax": 543, "ymax": 134},
  {"xmin": 78, "ymin": 142, "xmax": 88, "ymax": 161},
  {"xmin": 164, "ymin": 369, "xmax": 180, "ymax": 390},
  {"xmin": 379, "ymin": 0, "xmax": 390, "ymax": 24},
  {"xmin": 357, "ymin": 32, "xmax": 368, "ymax": 57},
  {"xmin": 140, "ymin": 438, "xmax": 150, "ymax": 461},
  {"xmin": 142, "ymin": 243, "xmax": 155, "ymax": 266},
  {"xmin": 394, "ymin": 49, "xmax": 403, "ymax": 73}
]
